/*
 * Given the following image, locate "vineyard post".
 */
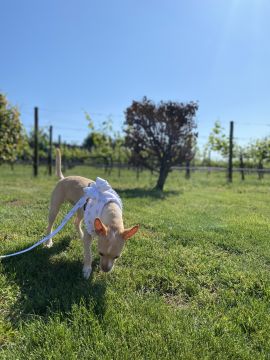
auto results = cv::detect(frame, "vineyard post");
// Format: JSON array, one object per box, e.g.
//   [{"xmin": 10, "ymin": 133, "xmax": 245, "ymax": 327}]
[{"xmin": 33, "ymin": 107, "xmax": 39, "ymax": 177}]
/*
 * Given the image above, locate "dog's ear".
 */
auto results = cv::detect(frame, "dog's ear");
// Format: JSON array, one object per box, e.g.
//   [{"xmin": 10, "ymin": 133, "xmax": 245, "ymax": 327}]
[
  {"xmin": 94, "ymin": 218, "xmax": 108, "ymax": 236},
  {"xmin": 122, "ymin": 225, "xmax": 139, "ymax": 240}
]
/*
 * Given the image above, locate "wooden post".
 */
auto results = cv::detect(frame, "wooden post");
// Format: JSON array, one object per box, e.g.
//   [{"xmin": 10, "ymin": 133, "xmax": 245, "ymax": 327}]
[
  {"xmin": 33, "ymin": 107, "xmax": 39, "ymax": 177},
  {"xmin": 48, "ymin": 125, "xmax": 53, "ymax": 176},
  {"xmin": 228, "ymin": 121, "xmax": 234, "ymax": 183}
]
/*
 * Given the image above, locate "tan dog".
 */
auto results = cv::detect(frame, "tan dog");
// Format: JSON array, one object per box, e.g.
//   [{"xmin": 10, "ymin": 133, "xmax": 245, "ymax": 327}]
[{"xmin": 46, "ymin": 149, "xmax": 139, "ymax": 279}]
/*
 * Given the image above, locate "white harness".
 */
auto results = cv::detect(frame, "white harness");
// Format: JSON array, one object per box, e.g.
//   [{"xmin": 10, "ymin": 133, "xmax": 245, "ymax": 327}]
[{"xmin": 83, "ymin": 177, "xmax": 122, "ymax": 235}]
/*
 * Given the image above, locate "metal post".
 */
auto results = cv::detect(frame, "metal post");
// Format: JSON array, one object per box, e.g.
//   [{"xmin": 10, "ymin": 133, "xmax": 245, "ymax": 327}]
[
  {"xmin": 48, "ymin": 125, "xmax": 53, "ymax": 176},
  {"xmin": 185, "ymin": 160, "xmax": 190, "ymax": 179},
  {"xmin": 33, "ymin": 107, "xmax": 39, "ymax": 177},
  {"xmin": 240, "ymin": 153, "xmax": 245, "ymax": 181},
  {"xmin": 228, "ymin": 121, "xmax": 234, "ymax": 183}
]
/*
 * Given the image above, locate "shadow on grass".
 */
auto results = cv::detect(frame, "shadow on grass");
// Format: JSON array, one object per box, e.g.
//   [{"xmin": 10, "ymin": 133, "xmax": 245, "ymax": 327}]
[
  {"xmin": 115, "ymin": 187, "xmax": 181, "ymax": 199},
  {"xmin": 1, "ymin": 236, "xmax": 106, "ymax": 324}
]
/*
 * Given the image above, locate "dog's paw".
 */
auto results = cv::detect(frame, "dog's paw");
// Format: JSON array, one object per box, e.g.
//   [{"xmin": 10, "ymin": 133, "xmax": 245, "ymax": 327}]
[
  {"xmin": 83, "ymin": 266, "xmax": 92, "ymax": 279},
  {"xmin": 44, "ymin": 240, "xmax": 53, "ymax": 248}
]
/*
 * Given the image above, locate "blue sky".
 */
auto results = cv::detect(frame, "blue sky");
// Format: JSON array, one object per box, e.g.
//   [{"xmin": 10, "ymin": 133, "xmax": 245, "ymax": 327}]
[{"xmin": 1, "ymin": 0, "xmax": 270, "ymax": 149}]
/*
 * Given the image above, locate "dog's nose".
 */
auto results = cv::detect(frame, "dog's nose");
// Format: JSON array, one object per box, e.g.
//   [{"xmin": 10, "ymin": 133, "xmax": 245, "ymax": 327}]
[{"xmin": 101, "ymin": 265, "xmax": 112, "ymax": 273}]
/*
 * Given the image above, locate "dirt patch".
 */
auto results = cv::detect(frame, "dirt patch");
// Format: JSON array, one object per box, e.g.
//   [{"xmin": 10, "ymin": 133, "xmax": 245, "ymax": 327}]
[
  {"xmin": 163, "ymin": 294, "xmax": 190, "ymax": 309},
  {"xmin": 3, "ymin": 199, "xmax": 26, "ymax": 206}
]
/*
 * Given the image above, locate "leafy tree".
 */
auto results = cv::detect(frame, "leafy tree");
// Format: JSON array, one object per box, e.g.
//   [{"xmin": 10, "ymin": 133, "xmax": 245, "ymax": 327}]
[
  {"xmin": 206, "ymin": 120, "xmax": 229, "ymax": 158},
  {"xmin": 85, "ymin": 131, "xmax": 113, "ymax": 172},
  {"xmin": 61, "ymin": 144, "xmax": 90, "ymax": 165},
  {"xmin": 83, "ymin": 115, "xmax": 127, "ymax": 173},
  {"xmin": 0, "ymin": 94, "xmax": 26, "ymax": 164},
  {"xmin": 28, "ymin": 127, "xmax": 50, "ymax": 161},
  {"xmin": 112, "ymin": 132, "xmax": 130, "ymax": 177},
  {"xmin": 247, "ymin": 138, "xmax": 270, "ymax": 179},
  {"xmin": 82, "ymin": 112, "xmax": 96, "ymax": 151},
  {"xmin": 92, "ymin": 132, "xmax": 114, "ymax": 172},
  {"xmin": 124, "ymin": 97, "xmax": 198, "ymax": 190},
  {"xmin": 17, "ymin": 139, "xmax": 32, "ymax": 162},
  {"xmin": 82, "ymin": 132, "xmax": 106, "ymax": 152}
]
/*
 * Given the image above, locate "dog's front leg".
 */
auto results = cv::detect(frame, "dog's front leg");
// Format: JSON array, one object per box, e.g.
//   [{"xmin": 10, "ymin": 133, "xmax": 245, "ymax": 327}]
[{"xmin": 82, "ymin": 231, "xmax": 92, "ymax": 279}]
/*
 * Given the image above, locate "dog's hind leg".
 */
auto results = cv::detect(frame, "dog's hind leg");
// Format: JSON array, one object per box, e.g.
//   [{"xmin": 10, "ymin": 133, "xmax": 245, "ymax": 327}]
[
  {"xmin": 45, "ymin": 187, "xmax": 64, "ymax": 248},
  {"xmin": 74, "ymin": 209, "xmax": 84, "ymax": 240}
]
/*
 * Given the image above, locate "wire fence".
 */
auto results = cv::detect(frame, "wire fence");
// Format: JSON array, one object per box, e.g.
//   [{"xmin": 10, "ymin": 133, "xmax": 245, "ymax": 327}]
[
  {"xmin": 16, "ymin": 105, "xmax": 270, "ymax": 181},
  {"xmin": 173, "ymin": 166, "xmax": 270, "ymax": 173},
  {"xmin": 20, "ymin": 106, "xmax": 270, "ymax": 143}
]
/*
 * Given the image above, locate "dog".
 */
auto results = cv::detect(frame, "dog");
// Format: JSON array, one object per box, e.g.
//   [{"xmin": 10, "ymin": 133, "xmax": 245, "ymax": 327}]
[{"xmin": 46, "ymin": 149, "xmax": 139, "ymax": 279}]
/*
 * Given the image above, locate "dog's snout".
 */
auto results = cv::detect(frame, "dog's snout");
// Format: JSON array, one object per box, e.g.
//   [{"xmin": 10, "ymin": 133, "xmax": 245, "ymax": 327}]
[
  {"xmin": 101, "ymin": 264, "xmax": 113, "ymax": 272},
  {"xmin": 100, "ymin": 260, "xmax": 113, "ymax": 273},
  {"xmin": 101, "ymin": 266, "xmax": 111, "ymax": 273}
]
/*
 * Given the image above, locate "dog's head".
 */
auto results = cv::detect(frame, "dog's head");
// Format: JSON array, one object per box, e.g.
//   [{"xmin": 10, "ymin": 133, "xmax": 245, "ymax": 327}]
[{"xmin": 94, "ymin": 218, "xmax": 139, "ymax": 272}]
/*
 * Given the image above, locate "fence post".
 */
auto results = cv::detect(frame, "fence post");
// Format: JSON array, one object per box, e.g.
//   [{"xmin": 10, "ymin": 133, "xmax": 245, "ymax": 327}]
[
  {"xmin": 33, "ymin": 107, "xmax": 39, "ymax": 177},
  {"xmin": 48, "ymin": 125, "xmax": 53, "ymax": 176},
  {"xmin": 207, "ymin": 150, "xmax": 211, "ymax": 176},
  {"xmin": 185, "ymin": 160, "xmax": 190, "ymax": 179},
  {"xmin": 240, "ymin": 153, "xmax": 245, "ymax": 180},
  {"xmin": 228, "ymin": 121, "xmax": 234, "ymax": 183}
]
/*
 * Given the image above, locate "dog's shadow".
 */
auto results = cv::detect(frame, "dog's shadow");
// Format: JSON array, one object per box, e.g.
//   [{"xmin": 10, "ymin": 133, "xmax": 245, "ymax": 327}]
[{"xmin": 1, "ymin": 236, "xmax": 106, "ymax": 325}]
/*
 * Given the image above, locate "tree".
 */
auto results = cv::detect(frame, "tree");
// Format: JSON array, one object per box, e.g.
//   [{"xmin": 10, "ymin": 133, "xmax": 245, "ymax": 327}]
[
  {"xmin": 0, "ymin": 94, "xmax": 26, "ymax": 165},
  {"xmin": 82, "ymin": 112, "xmax": 96, "ymax": 151},
  {"xmin": 82, "ymin": 131, "xmax": 107, "ymax": 152},
  {"xmin": 83, "ymin": 115, "xmax": 130, "ymax": 173},
  {"xmin": 82, "ymin": 116, "xmax": 114, "ymax": 172},
  {"xmin": 247, "ymin": 138, "xmax": 270, "ymax": 179},
  {"xmin": 206, "ymin": 120, "xmax": 229, "ymax": 158},
  {"xmin": 112, "ymin": 132, "xmax": 130, "ymax": 177},
  {"xmin": 61, "ymin": 144, "xmax": 89, "ymax": 167},
  {"xmin": 28, "ymin": 127, "xmax": 50, "ymax": 162},
  {"xmin": 124, "ymin": 97, "xmax": 198, "ymax": 190}
]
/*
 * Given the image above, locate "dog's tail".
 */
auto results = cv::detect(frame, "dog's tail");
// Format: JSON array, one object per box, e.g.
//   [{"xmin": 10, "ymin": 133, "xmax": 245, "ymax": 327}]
[{"xmin": 55, "ymin": 148, "xmax": 64, "ymax": 179}]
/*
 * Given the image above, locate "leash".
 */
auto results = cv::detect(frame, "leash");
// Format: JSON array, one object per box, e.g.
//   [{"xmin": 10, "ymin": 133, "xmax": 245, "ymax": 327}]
[{"xmin": 0, "ymin": 194, "xmax": 88, "ymax": 259}]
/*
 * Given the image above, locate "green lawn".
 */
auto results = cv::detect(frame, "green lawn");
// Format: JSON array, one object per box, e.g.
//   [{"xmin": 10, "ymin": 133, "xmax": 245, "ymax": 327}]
[{"xmin": 1, "ymin": 165, "xmax": 270, "ymax": 359}]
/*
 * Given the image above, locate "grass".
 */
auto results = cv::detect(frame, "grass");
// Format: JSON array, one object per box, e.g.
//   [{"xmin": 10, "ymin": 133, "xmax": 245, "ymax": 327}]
[{"xmin": 1, "ymin": 165, "xmax": 270, "ymax": 359}]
